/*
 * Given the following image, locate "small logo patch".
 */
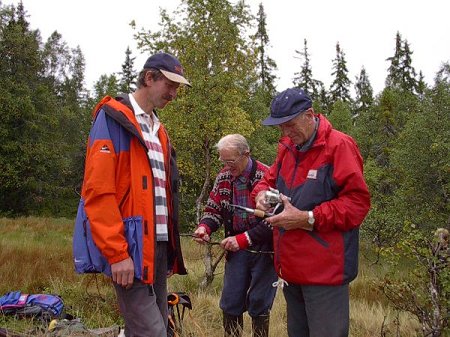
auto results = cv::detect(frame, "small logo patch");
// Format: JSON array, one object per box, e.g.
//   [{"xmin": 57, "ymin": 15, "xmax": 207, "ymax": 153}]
[
  {"xmin": 100, "ymin": 144, "xmax": 111, "ymax": 153},
  {"xmin": 307, "ymin": 169, "xmax": 317, "ymax": 179}
]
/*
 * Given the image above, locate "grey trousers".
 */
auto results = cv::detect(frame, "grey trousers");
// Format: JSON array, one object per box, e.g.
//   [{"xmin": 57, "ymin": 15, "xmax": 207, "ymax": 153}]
[
  {"xmin": 114, "ymin": 242, "xmax": 168, "ymax": 337},
  {"xmin": 283, "ymin": 283, "xmax": 349, "ymax": 337}
]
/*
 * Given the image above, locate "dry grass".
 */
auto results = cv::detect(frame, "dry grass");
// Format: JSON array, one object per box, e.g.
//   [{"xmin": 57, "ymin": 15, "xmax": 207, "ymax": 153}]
[
  {"xmin": 166, "ymin": 233, "xmax": 422, "ymax": 336},
  {"xmin": 350, "ymin": 299, "xmax": 421, "ymax": 337},
  {"xmin": 0, "ymin": 217, "xmax": 422, "ymax": 336}
]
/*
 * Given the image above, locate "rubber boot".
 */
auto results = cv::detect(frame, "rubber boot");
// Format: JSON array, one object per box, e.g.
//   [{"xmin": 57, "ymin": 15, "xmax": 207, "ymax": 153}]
[
  {"xmin": 223, "ymin": 312, "xmax": 243, "ymax": 337},
  {"xmin": 252, "ymin": 314, "xmax": 270, "ymax": 337}
]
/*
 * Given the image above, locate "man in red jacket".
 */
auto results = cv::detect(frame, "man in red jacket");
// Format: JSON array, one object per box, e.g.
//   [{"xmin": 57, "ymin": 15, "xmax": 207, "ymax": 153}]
[{"xmin": 252, "ymin": 88, "xmax": 371, "ymax": 337}]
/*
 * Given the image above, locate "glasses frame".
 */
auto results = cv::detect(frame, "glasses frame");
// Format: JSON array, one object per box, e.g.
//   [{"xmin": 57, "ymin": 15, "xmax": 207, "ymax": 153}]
[{"xmin": 218, "ymin": 153, "xmax": 247, "ymax": 166}]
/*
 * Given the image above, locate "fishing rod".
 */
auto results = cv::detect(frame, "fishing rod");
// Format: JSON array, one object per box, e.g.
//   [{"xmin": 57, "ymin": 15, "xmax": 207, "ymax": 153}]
[
  {"xmin": 179, "ymin": 233, "xmax": 221, "ymax": 245},
  {"xmin": 229, "ymin": 204, "xmax": 271, "ymax": 218},
  {"xmin": 229, "ymin": 188, "xmax": 291, "ymax": 218},
  {"xmin": 180, "ymin": 233, "xmax": 273, "ymax": 255}
]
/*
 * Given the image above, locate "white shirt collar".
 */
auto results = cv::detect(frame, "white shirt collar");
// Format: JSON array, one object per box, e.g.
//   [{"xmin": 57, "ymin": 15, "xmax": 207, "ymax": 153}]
[{"xmin": 129, "ymin": 94, "xmax": 160, "ymax": 125}]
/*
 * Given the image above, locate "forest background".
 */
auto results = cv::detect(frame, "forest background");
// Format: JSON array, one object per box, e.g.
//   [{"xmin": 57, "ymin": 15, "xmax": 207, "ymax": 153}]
[{"xmin": 0, "ymin": 0, "xmax": 448, "ymax": 336}]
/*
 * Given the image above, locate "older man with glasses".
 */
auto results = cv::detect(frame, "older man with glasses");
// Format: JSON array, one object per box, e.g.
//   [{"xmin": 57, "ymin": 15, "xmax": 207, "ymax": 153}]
[{"xmin": 194, "ymin": 134, "xmax": 277, "ymax": 337}]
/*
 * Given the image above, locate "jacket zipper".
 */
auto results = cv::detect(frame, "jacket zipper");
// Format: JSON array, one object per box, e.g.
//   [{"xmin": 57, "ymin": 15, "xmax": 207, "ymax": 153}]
[
  {"xmin": 118, "ymin": 188, "xmax": 130, "ymax": 210},
  {"xmin": 276, "ymin": 145, "xmax": 301, "ymax": 278}
]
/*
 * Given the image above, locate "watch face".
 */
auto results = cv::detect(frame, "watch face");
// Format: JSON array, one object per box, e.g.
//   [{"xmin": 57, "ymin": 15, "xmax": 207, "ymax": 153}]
[{"xmin": 308, "ymin": 218, "xmax": 314, "ymax": 225}]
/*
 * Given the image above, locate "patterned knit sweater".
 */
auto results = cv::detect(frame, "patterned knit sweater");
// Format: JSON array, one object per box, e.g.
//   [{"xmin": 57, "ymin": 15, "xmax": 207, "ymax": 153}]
[{"xmin": 199, "ymin": 157, "xmax": 273, "ymax": 249}]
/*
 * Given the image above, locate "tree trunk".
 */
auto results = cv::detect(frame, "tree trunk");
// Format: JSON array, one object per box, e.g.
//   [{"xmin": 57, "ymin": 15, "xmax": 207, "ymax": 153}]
[
  {"xmin": 196, "ymin": 141, "xmax": 211, "ymax": 224},
  {"xmin": 196, "ymin": 141, "xmax": 226, "ymax": 288}
]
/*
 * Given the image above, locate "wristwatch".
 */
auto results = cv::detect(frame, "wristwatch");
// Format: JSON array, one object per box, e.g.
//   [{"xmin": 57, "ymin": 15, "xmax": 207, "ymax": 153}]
[{"xmin": 307, "ymin": 211, "xmax": 315, "ymax": 226}]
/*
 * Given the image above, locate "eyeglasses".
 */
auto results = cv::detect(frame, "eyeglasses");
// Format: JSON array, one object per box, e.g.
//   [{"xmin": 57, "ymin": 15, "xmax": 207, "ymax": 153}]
[{"xmin": 219, "ymin": 155, "xmax": 244, "ymax": 166}]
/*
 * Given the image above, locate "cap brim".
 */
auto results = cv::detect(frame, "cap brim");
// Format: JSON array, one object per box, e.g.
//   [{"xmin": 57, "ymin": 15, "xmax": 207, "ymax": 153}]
[
  {"xmin": 261, "ymin": 111, "xmax": 302, "ymax": 126},
  {"xmin": 160, "ymin": 69, "xmax": 191, "ymax": 87}
]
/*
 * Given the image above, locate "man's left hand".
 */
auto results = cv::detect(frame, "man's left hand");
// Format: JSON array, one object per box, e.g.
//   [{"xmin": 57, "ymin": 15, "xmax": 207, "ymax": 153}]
[{"xmin": 265, "ymin": 194, "xmax": 313, "ymax": 231}]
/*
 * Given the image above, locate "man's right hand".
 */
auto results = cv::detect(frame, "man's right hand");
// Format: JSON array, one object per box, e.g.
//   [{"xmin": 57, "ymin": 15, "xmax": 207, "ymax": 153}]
[
  {"xmin": 193, "ymin": 226, "xmax": 210, "ymax": 244},
  {"xmin": 111, "ymin": 257, "xmax": 134, "ymax": 289}
]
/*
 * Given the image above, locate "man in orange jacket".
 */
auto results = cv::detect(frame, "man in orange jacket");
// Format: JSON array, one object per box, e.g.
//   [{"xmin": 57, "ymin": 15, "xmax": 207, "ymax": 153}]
[{"xmin": 73, "ymin": 52, "xmax": 190, "ymax": 337}]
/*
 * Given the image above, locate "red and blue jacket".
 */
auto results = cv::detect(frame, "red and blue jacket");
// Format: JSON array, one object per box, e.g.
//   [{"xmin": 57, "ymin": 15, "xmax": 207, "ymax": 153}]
[
  {"xmin": 73, "ymin": 95, "xmax": 187, "ymax": 284},
  {"xmin": 252, "ymin": 114, "xmax": 370, "ymax": 285}
]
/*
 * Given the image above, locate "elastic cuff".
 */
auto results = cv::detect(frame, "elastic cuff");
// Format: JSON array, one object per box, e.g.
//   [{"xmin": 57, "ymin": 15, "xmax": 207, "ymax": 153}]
[
  {"xmin": 108, "ymin": 252, "xmax": 130, "ymax": 265},
  {"xmin": 245, "ymin": 231, "xmax": 252, "ymax": 246},
  {"xmin": 235, "ymin": 232, "xmax": 250, "ymax": 249}
]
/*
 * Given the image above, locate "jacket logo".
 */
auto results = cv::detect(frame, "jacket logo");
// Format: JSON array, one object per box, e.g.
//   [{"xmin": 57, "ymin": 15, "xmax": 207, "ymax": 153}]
[
  {"xmin": 100, "ymin": 144, "xmax": 111, "ymax": 153},
  {"xmin": 307, "ymin": 169, "xmax": 317, "ymax": 179}
]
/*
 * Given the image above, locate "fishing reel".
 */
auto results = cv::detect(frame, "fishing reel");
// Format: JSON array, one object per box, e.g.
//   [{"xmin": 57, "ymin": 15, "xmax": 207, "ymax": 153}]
[
  {"xmin": 264, "ymin": 188, "xmax": 283, "ymax": 206},
  {"xmin": 263, "ymin": 188, "xmax": 291, "ymax": 215},
  {"xmin": 264, "ymin": 187, "xmax": 291, "ymax": 207}
]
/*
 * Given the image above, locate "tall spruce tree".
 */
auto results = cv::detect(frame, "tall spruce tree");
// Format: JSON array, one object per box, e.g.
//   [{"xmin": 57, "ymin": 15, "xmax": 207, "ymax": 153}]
[
  {"xmin": 399, "ymin": 40, "xmax": 418, "ymax": 92},
  {"xmin": 253, "ymin": 2, "xmax": 277, "ymax": 100},
  {"xmin": 417, "ymin": 70, "xmax": 427, "ymax": 97},
  {"xmin": 329, "ymin": 42, "xmax": 352, "ymax": 105},
  {"xmin": 386, "ymin": 32, "xmax": 419, "ymax": 93},
  {"xmin": 354, "ymin": 66, "xmax": 374, "ymax": 118},
  {"xmin": 119, "ymin": 46, "xmax": 137, "ymax": 93},
  {"xmin": 386, "ymin": 32, "xmax": 403, "ymax": 88},
  {"xmin": 247, "ymin": 2, "xmax": 278, "ymax": 165},
  {"xmin": 293, "ymin": 38, "xmax": 322, "ymax": 100},
  {"xmin": 315, "ymin": 82, "xmax": 330, "ymax": 114}
]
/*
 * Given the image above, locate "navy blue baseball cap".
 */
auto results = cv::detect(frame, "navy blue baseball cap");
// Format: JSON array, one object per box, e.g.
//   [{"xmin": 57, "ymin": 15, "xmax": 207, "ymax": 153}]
[
  {"xmin": 262, "ymin": 88, "xmax": 312, "ymax": 126},
  {"xmin": 144, "ymin": 52, "xmax": 191, "ymax": 87}
]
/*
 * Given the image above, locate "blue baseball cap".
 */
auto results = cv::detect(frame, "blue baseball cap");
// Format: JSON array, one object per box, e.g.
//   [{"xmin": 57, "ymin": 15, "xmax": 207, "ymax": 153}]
[
  {"xmin": 144, "ymin": 52, "xmax": 191, "ymax": 87},
  {"xmin": 262, "ymin": 88, "xmax": 312, "ymax": 126}
]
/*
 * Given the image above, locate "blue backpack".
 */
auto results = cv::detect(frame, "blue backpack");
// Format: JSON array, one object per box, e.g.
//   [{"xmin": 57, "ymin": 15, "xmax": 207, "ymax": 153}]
[{"xmin": 0, "ymin": 291, "xmax": 64, "ymax": 319}]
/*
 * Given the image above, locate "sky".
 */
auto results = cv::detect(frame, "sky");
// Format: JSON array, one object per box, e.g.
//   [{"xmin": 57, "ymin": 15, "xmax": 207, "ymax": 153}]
[{"xmin": 5, "ymin": 0, "xmax": 450, "ymax": 95}]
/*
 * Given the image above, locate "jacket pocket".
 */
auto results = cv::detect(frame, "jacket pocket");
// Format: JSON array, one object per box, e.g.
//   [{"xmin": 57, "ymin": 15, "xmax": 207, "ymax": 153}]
[
  {"xmin": 73, "ymin": 199, "xmax": 143, "ymax": 280},
  {"xmin": 73, "ymin": 199, "xmax": 111, "ymax": 276},
  {"xmin": 123, "ymin": 216, "xmax": 143, "ymax": 280}
]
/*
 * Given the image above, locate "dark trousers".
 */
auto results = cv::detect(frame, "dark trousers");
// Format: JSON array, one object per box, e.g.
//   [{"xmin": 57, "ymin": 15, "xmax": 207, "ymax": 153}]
[
  {"xmin": 283, "ymin": 283, "xmax": 349, "ymax": 337},
  {"xmin": 114, "ymin": 242, "xmax": 168, "ymax": 337},
  {"xmin": 220, "ymin": 248, "xmax": 277, "ymax": 317}
]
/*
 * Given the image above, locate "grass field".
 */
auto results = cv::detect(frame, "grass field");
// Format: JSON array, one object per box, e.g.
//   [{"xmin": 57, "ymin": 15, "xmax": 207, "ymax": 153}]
[{"xmin": 0, "ymin": 217, "xmax": 421, "ymax": 336}]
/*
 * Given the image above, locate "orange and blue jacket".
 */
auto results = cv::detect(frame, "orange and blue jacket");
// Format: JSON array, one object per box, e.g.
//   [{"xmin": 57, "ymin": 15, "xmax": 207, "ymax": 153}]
[
  {"xmin": 252, "ymin": 114, "xmax": 370, "ymax": 286},
  {"xmin": 73, "ymin": 95, "xmax": 187, "ymax": 284}
]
